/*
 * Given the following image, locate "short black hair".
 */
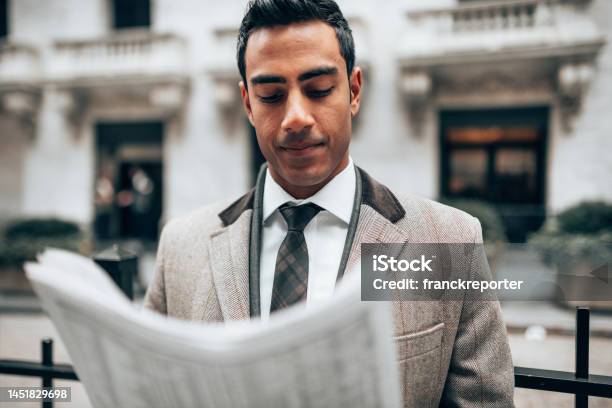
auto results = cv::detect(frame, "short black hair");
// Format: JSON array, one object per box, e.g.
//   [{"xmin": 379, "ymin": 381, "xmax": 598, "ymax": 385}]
[{"xmin": 237, "ymin": 0, "xmax": 355, "ymax": 87}]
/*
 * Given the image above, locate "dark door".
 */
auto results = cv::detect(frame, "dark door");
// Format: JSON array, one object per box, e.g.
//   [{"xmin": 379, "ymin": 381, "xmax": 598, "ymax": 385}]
[
  {"xmin": 440, "ymin": 107, "xmax": 548, "ymax": 242},
  {"xmin": 94, "ymin": 122, "xmax": 163, "ymax": 244}
]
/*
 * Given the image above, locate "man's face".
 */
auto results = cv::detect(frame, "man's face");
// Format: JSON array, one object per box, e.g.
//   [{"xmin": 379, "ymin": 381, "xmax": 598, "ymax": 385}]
[{"xmin": 240, "ymin": 20, "xmax": 362, "ymax": 197}]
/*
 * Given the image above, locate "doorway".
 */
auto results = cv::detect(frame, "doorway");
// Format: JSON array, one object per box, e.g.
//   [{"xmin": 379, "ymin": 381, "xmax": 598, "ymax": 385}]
[
  {"xmin": 440, "ymin": 107, "xmax": 548, "ymax": 242},
  {"xmin": 94, "ymin": 121, "xmax": 163, "ymax": 244}
]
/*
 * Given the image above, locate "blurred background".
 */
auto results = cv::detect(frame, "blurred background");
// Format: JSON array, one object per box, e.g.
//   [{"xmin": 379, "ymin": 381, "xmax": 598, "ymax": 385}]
[{"xmin": 0, "ymin": 0, "xmax": 611, "ymax": 406}]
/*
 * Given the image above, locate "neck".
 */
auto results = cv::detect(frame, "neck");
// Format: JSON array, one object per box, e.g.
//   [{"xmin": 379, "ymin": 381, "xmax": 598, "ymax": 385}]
[{"xmin": 270, "ymin": 156, "xmax": 350, "ymax": 199}]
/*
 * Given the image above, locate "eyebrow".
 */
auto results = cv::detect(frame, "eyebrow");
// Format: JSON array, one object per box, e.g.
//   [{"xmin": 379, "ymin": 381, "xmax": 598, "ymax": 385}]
[
  {"xmin": 298, "ymin": 66, "xmax": 338, "ymax": 81},
  {"xmin": 250, "ymin": 66, "xmax": 338, "ymax": 86},
  {"xmin": 250, "ymin": 75, "xmax": 286, "ymax": 86}
]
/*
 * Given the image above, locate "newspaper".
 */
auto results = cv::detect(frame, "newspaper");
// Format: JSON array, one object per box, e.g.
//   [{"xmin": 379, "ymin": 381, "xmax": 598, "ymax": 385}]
[{"xmin": 24, "ymin": 249, "xmax": 401, "ymax": 408}]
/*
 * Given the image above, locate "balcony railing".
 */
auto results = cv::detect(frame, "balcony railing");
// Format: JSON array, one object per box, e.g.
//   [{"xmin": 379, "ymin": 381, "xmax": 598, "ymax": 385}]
[
  {"xmin": 49, "ymin": 31, "xmax": 187, "ymax": 83},
  {"xmin": 403, "ymin": 0, "xmax": 605, "ymax": 63},
  {"xmin": 0, "ymin": 43, "xmax": 40, "ymax": 84},
  {"xmin": 419, "ymin": 0, "xmax": 554, "ymax": 33}
]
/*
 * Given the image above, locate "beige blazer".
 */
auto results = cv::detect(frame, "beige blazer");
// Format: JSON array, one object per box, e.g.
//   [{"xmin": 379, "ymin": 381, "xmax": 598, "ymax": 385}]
[{"xmin": 144, "ymin": 165, "xmax": 514, "ymax": 407}]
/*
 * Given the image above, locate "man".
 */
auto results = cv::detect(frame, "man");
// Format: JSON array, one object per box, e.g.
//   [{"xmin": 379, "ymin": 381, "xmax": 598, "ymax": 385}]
[{"xmin": 144, "ymin": 0, "xmax": 514, "ymax": 406}]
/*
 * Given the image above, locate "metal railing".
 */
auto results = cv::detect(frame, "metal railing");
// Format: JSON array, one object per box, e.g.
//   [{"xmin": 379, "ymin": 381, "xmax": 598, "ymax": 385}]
[
  {"xmin": 1, "ymin": 249, "xmax": 612, "ymax": 407},
  {"xmin": 515, "ymin": 307, "xmax": 612, "ymax": 407}
]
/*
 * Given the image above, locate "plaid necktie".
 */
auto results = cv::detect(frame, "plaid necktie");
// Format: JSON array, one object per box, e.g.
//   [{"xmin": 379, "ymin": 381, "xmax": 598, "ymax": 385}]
[{"xmin": 270, "ymin": 202, "xmax": 323, "ymax": 313}]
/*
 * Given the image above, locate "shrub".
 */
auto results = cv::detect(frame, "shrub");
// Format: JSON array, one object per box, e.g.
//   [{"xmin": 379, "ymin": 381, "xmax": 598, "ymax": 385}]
[
  {"xmin": 0, "ymin": 218, "xmax": 87, "ymax": 269},
  {"xmin": 529, "ymin": 201, "xmax": 612, "ymax": 267},
  {"xmin": 4, "ymin": 218, "xmax": 81, "ymax": 240},
  {"xmin": 556, "ymin": 201, "xmax": 612, "ymax": 235}
]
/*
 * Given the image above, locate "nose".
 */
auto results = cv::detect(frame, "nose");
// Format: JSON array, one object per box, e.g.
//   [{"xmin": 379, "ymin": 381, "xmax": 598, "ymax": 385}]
[{"xmin": 281, "ymin": 92, "xmax": 315, "ymax": 134}]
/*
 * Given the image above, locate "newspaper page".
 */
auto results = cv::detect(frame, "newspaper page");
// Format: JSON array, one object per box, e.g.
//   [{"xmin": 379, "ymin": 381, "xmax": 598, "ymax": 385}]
[{"xmin": 25, "ymin": 249, "xmax": 401, "ymax": 408}]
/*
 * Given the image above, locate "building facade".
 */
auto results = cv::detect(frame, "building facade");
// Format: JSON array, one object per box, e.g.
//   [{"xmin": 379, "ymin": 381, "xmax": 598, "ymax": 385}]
[{"xmin": 0, "ymin": 0, "xmax": 610, "ymax": 243}]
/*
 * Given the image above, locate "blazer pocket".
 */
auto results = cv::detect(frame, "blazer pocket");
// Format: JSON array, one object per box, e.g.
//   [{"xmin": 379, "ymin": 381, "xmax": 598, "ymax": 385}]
[
  {"xmin": 393, "ymin": 322, "xmax": 444, "ymax": 362},
  {"xmin": 394, "ymin": 323, "xmax": 445, "ymax": 408}
]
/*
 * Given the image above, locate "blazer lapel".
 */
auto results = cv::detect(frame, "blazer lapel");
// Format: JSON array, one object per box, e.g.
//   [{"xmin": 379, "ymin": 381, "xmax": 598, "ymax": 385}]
[
  {"xmin": 345, "ymin": 205, "xmax": 411, "ymax": 277},
  {"xmin": 208, "ymin": 212, "xmax": 252, "ymax": 321},
  {"xmin": 343, "ymin": 167, "xmax": 411, "ymax": 276},
  {"xmin": 204, "ymin": 164, "xmax": 267, "ymax": 321}
]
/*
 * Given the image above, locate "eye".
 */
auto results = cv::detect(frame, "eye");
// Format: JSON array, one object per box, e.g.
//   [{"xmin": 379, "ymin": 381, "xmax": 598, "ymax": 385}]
[
  {"xmin": 308, "ymin": 87, "xmax": 334, "ymax": 98},
  {"xmin": 258, "ymin": 93, "xmax": 284, "ymax": 104}
]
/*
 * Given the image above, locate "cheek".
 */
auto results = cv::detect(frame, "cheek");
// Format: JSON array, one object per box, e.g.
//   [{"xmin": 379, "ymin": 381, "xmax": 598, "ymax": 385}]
[
  {"xmin": 252, "ymin": 116, "xmax": 278, "ymax": 148},
  {"xmin": 316, "ymin": 103, "xmax": 351, "ymax": 146}
]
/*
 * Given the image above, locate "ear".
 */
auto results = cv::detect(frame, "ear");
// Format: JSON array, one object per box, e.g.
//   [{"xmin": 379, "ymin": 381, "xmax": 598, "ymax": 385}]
[
  {"xmin": 239, "ymin": 81, "xmax": 255, "ymax": 126},
  {"xmin": 349, "ymin": 67, "xmax": 362, "ymax": 117}
]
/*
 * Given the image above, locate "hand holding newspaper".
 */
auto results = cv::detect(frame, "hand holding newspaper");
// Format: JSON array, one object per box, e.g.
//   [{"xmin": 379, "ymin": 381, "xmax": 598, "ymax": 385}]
[{"xmin": 25, "ymin": 249, "xmax": 401, "ymax": 408}]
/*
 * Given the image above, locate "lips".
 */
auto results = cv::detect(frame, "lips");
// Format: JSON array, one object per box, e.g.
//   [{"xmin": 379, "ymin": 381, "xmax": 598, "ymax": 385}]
[
  {"xmin": 282, "ymin": 142, "xmax": 324, "ymax": 151},
  {"xmin": 280, "ymin": 142, "xmax": 324, "ymax": 157}
]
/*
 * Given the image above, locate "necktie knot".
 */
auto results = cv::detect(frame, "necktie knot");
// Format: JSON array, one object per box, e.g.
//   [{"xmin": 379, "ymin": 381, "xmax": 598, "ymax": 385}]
[{"xmin": 279, "ymin": 203, "xmax": 322, "ymax": 232}]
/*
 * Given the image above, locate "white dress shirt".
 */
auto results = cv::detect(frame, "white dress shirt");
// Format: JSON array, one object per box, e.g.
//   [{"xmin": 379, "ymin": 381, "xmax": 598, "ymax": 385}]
[{"xmin": 259, "ymin": 158, "xmax": 356, "ymax": 321}]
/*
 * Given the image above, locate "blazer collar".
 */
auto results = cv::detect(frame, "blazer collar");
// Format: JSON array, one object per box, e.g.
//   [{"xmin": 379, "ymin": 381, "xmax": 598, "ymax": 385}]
[
  {"xmin": 217, "ymin": 164, "xmax": 405, "ymax": 226},
  {"xmin": 358, "ymin": 167, "xmax": 406, "ymax": 224},
  {"xmin": 218, "ymin": 187, "xmax": 255, "ymax": 227}
]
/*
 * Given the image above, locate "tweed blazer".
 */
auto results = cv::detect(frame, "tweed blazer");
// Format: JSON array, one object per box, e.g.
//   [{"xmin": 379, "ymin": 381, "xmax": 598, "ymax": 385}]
[{"xmin": 144, "ymin": 165, "xmax": 514, "ymax": 408}]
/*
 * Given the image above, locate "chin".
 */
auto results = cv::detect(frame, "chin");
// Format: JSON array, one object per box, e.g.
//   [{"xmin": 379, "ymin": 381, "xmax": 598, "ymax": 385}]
[{"xmin": 282, "ymin": 164, "xmax": 331, "ymax": 187}]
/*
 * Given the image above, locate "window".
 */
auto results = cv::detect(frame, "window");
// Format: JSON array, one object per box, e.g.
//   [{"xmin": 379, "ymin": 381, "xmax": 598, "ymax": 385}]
[
  {"xmin": 112, "ymin": 0, "xmax": 150, "ymax": 30},
  {"xmin": 0, "ymin": 0, "xmax": 8, "ymax": 40}
]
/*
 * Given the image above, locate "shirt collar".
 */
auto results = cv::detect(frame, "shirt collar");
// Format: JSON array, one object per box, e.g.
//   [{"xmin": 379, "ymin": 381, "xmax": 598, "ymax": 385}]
[{"xmin": 262, "ymin": 157, "xmax": 356, "ymax": 225}]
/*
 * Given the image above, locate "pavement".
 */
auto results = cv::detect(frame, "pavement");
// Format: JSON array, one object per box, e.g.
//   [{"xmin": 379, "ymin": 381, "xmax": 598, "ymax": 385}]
[{"xmin": 502, "ymin": 301, "xmax": 612, "ymax": 338}]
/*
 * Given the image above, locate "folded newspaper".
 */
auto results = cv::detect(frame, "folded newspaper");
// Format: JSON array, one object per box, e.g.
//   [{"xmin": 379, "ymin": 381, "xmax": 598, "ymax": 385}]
[{"xmin": 25, "ymin": 249, "xmax": 401, "ymax": 408}]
